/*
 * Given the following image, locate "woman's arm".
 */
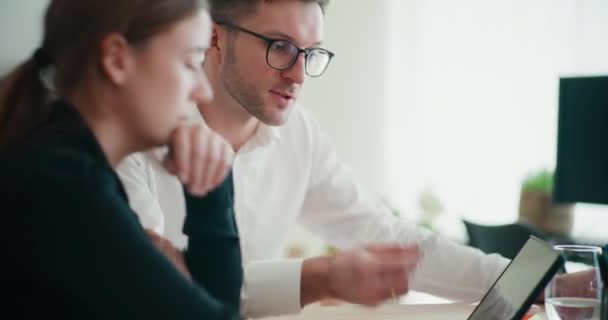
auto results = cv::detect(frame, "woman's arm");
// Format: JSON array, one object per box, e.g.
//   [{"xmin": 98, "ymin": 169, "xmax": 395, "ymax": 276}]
[
  {"xmin": 29, "ymin": 173, "xmax": 240, "ymax": 319},
  {"xmin": 183, "ymin": 172, "xmax": 242, "ymax": 312}
]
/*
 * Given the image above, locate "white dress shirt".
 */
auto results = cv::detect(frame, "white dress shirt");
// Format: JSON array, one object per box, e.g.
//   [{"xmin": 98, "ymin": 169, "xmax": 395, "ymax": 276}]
[{"xmin": 116, "ymin": 106, "xmax": 510, "ymax": 319}]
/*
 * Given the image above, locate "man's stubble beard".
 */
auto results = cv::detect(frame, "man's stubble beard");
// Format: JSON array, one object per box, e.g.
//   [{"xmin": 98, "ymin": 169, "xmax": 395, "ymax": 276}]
[{"xmin": 220, "ymin": 42, "xmax": 272, "ymax": 124}]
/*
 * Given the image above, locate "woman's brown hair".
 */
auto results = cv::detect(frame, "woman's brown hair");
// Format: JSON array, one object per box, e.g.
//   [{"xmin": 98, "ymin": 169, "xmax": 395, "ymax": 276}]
[{"xmin": 0, "ymin": 0, "xmax": 208, "ymax": 149}]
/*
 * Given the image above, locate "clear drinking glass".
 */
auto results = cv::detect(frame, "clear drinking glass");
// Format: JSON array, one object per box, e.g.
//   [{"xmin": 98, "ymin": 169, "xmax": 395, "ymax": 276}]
[{"xmin": 545, "ymin": 245, "xmax": 603, "ymax": 320}]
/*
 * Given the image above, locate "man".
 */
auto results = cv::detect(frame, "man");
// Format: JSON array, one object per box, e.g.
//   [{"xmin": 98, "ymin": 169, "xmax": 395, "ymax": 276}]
[{"xmin": 117, "ymin": 0, "xmax": 509, "ymax": 318}]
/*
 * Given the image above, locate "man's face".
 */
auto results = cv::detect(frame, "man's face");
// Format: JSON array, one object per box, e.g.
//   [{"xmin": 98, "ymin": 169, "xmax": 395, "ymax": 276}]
[{"xmin": 219, "ymin": 1, "xmax": 324, "ymax": 126}]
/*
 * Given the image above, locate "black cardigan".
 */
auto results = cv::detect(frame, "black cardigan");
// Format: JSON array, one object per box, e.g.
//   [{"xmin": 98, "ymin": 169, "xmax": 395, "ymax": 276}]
[{"xmin": 0, "ymin": 100, "xmax": 242, "ymax": 319}]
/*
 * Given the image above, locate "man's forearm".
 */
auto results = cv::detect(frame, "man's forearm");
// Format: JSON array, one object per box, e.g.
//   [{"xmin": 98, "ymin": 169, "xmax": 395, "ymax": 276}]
[
  {"xmin": 301, "ymin": 245, "xmax": 421, "ymax": 307},
  {"xmin": 300, "ymin": 256, "xmax": 332, "ymax": 307}
]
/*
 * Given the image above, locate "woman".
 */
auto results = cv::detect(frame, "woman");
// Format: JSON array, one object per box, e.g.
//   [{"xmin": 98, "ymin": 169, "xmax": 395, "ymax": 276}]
[{"xmin": 0, "ymin": 0, "xmax": 241, "ymax": 319}]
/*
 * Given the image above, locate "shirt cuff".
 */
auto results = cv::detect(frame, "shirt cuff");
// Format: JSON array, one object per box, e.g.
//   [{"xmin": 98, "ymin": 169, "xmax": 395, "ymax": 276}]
[{"xmin": 242, "ymin": 259, "xmax": 303, "ymax": 318}]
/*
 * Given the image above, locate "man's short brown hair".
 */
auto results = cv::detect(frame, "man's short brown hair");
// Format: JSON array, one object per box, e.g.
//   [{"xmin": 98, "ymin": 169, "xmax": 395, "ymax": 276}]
[{"xmin": 209, "ymin": 0, "xmax": 329, "ymax": 23}]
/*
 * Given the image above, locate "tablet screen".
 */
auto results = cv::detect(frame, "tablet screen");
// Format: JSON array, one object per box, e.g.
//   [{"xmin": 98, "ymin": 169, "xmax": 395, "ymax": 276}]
[{"xmin": 468, "ymin": 236, "xmax": 564, "ymax": 320}]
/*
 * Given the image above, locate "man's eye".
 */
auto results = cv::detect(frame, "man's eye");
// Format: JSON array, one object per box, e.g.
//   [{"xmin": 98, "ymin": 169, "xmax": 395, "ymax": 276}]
[{"xmin": 270, "ymin": 41, "xmax": 292, "ymax": 54}]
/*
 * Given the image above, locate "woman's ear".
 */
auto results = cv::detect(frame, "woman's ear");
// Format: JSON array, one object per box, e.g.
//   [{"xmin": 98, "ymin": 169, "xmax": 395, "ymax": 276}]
[{"xmin": 99, "ymin": 33, "xmax": 134, "ymax": 85}]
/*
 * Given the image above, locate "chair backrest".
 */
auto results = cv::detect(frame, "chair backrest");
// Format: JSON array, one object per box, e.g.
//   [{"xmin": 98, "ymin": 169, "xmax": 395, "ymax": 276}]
[{"xmin": 463, "ymin": 220, "xmax": 547, "ymax": 259}]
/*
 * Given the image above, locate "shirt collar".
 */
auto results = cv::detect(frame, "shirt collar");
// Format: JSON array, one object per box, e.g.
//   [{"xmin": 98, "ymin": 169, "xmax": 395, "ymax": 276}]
[
  {"xmin": 255, "ymin": 122, "xmax": 281, "ymax": 144},
  {"xmin": 236, "ymin": 121, "xmax": 281, "ymax": 154}
]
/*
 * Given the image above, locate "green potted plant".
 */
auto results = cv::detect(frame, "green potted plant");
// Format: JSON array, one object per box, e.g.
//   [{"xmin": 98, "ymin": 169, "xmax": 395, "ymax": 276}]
[
  {"xmin": 418, "ymin": 189, "xmax": 443, "ymax": 230},
  {"xmin": 518, "ymin": 169, "xmax": 573, "ymax": 236}
]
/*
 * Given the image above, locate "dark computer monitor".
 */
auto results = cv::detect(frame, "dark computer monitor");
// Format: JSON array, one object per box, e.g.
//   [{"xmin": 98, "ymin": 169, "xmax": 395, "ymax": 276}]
[
  {"xmin": 554, "ymin": 76, "xmax": 608, "ymax": 319},
  {"xmin": 554, "ymin": 75, "xmax": 608, "ymax": 205}
]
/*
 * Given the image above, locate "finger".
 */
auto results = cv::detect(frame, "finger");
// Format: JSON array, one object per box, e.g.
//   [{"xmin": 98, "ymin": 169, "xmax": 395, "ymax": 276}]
[
  {"xmin": 370, "ymin": 285, "xmax": 396, "ymax": 306},
  {"xmin": 163, "ymin": 152, "xmax": 177, "ymax": 175},
  {"xmin": 377, "ymin": 287, "xmax": 399, "ymax": 303},
  {"xmin": 145, "ymin": 230, "xmax": 168, "ymax": 252},
  {"xmin": 367, "ymin": 280, "xmax": 408, "ymax": 306},
  {"xmin": 162, "ymin": 245, "xmax": 191, "ymax": 279},
  {"xmin": 168, "ymin": 125, "xmax": 191, "ymax": 184},
  {"xmin": 145, "ymin": 229, "xmax": 161, "ymax": 242},
  {"xmin": 158, "ymin": 238, "xmax": 170, "ymax": 252},
  {"xmin": 528, "ymin": 305, "xmax": 541, "ymax": 314},
  {"xmin": 393, "ymin": 274, "xmax": 410, "ymax": 295},
  {"xmin": 373, "ymin": 248, "xmax": 421, "ymax": 270},
  {"xmin": 380, "ymin": 269, "xmax": 410, "ymax": 296},
  {"xmin": 144, "ymin": 230, "xmax": 190, "ymax": 279},
  {"xmin": 368, "ymin": 244, "xmax": 420, "ymax": 255},
  {"xmin": 359, "ymin": 287, "xmax": 385, "ymax": 307},
  {"xmin": 144, "ymin": 229, "xmax": 158, "ymax": 237},
  {"xmin": 187, "ymin": 125, "xmax": 205, "ymax": 195},
  {"xmin": 173, "ymin": 251, "xmax": 192, "ymax": 280},
  {"xmin": 367, "ymin": 245, "xmax": 421, "ymax": 267},
  {"xmin": 387, "ymin": 260, "xmax": 418, "ymax": 275}
]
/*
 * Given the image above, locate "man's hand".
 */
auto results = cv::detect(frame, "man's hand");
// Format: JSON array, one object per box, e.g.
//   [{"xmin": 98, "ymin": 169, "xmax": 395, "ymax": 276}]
[
  {"xmin": 145, "ymin": 229, "xmax": 191, "ymax": 280},
  {"xmin": 553, "ymin": 269, "xmax": 599, "ymax": 298},
  {"xmin": 301, "ymin": 244, "xmax": 420, "ymax": 307},
  {"xmin": 164, "ymin": 121, "xmax": 234, "ymax": 197},
  {"xmin": 538, "ymin": 269, "xmax": 599, "ymax": 320}
]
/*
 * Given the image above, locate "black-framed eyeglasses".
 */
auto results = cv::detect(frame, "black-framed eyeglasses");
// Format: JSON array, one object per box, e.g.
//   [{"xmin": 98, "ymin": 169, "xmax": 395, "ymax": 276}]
[{"xmin": 217, "ymin": 21, "xmax": 335, "ymax": 78}]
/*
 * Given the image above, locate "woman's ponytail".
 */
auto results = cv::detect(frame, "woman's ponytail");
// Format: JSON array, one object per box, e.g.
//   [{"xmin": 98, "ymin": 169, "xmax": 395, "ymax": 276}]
[{"xmin": 0, "ymin": 49, "xmax": 53, "ymax": 149}]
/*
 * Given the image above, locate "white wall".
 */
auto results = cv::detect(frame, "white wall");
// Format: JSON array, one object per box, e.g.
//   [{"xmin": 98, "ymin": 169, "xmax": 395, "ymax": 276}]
[
  {"xmin": 287, "ymin": 0, "xmax": 394, "ymax": 256},
  {"xmin": 386, "ymin": 0, "xmax": 608, "ymax": 240},
  {"xmin": 300, "ymin": 0, "xmax": 390, "ymax": 197},
  {"xmin": 0, "ymin": 0, "xmax": 47, "ymax": 75}
]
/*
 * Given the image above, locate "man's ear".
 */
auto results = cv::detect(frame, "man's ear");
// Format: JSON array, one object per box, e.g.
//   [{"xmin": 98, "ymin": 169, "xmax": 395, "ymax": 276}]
[
  {"xmin": 99, "ymin": 33, "xmax": 134, "ymax": 85},
  {"xmin": 208, "ymin": 24, "xmax": 225, "ymax": 65},
  {"xmin": 211, "ymin": 24, "xmax": 220, "ymax": 49}
]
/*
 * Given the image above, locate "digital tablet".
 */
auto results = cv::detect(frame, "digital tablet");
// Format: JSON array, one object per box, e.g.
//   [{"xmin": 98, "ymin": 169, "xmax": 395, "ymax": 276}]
[{"xmin": 468, "ymin": 236, "xmax": 565, "ymax": 320}]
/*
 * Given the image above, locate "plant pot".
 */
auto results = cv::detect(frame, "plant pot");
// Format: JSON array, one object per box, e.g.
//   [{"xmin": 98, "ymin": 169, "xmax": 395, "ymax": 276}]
[
  {"xmin": 518, "ymin": 190, "xmax": 574, "ymax": 237},
  {"xmin": 543, "ymin": 204, "xmax": 574, "ymax": 237}
]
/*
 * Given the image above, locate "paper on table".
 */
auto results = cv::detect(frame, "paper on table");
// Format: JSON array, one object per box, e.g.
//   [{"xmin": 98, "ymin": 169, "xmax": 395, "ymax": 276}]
[{"xmin": 259, "ymin": 303, "xmax": 476, "ymax": 320}]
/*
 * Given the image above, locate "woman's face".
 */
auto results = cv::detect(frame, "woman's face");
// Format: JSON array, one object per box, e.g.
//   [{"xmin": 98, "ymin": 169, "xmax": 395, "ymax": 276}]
[{"xmin": 120, "ymin": 10, "xmax": 213, "ymax": 147}]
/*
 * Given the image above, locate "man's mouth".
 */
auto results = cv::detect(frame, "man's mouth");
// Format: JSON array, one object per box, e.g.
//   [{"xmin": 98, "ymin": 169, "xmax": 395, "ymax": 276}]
[{"xmin": 269, "ymin": 90, "xmax": 295, "ymax": 100}]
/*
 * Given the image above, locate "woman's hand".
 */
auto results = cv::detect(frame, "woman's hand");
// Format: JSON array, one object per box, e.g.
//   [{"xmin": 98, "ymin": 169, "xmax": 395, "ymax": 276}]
[
  {"xmin": 145, "ymin": 229, "xmax": 191, "ymax": 279},
  {"xmin": 164, "ymin": 121, "xmax": 234, "ymax": 196}
]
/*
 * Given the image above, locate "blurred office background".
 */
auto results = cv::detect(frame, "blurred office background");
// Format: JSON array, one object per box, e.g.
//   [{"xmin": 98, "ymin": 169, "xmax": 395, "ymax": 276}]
[
  {"xmin": 2, "ymin": 0, "xmax": 607, "ymax": 257},
  {"xmin": 298, "ymin": 0, "xmax": 608, "ymax": 255}
]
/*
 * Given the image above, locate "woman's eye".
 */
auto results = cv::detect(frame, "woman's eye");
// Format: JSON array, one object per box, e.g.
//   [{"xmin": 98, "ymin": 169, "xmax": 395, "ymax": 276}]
[
  {"xmin": 186, "ymin": 53, "xmax": 207, "ymax": 71},
  {"xmin": 186, "ymin": 61, "xmax": 202, "ymax": 71}
]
